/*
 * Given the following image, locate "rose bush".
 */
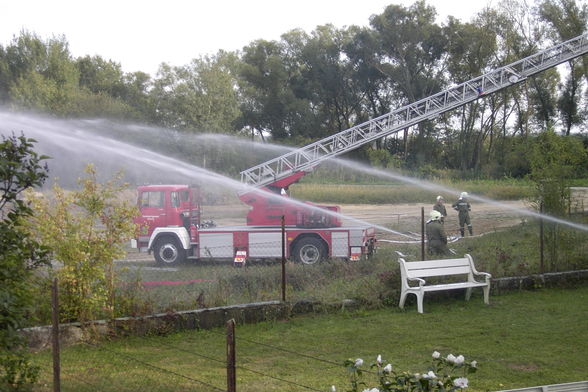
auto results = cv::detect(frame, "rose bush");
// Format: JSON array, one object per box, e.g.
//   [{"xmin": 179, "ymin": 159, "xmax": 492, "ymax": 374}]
[{"xmin": 337, "ymin": 351, "xmax": 477, "ymax": 392}]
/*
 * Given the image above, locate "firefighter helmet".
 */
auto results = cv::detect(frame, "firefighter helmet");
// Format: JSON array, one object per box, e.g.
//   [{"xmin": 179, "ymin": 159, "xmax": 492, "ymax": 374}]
[{"xmin": 429, "ymin": 210, "xmax": 442, "ymax": 221}]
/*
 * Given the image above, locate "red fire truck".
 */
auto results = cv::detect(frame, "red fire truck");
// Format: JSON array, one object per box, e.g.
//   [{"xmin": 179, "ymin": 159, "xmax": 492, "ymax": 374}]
[{"xmin": 133, "ymin": 173, "xmax": 377, "ymax": 265}]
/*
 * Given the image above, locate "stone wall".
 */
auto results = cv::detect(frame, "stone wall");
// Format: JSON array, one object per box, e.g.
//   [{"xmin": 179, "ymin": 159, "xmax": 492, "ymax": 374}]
[{"xmin": 22, "ymin": 301, "xmax": 288, "ymax": 352}]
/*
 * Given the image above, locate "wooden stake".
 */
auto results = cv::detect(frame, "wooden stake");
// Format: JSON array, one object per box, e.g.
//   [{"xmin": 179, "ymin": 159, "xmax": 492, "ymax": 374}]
[{"xmin": 226, "ymin": 319, "xmax": 236, "ymax": 392}]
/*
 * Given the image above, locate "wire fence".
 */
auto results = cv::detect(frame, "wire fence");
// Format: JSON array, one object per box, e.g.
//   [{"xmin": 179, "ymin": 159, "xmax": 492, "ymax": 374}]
[
  {"xmin": 36, "ymin": 202, "xmax": 588, "ymax": 391},
  {"xmin": 41, "ymin": 282, "xmax": 357, "ymax": 392}
]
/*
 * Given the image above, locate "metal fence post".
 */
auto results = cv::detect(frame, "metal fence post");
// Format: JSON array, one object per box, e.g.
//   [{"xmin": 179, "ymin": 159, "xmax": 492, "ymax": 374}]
[
  {"xmin": 226, "ymin": 319, "xmax": 236, "ymax": 392},
  {"xmin": 52, "ymin": 278, "xmax": 61, "ymax": 392},
  {"xmin": 421, "ymin": 207, "xmax": 426, "ymax": 261},
  {"xmin": 539, "ymin": 202, "xmax": 545, "ymax": 273},
  {"xmin": 281, "ymin": 215, "xmax": 286, "ymax": 302}
]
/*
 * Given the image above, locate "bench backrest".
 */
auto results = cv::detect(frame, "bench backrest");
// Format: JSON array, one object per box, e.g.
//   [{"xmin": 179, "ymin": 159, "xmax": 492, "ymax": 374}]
[{"xmin": 399, "ymin": 255, "xmax": 474, "ymax": 280}]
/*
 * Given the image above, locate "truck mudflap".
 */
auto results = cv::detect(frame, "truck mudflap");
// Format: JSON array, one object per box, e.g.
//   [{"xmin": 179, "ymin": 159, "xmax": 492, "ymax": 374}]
[
  {"xmin": 350, "ymin": 247, "xmax": 362, "ymax": 261},
  {"xmin": 234, "ymin": 250, "xmax": 247, "ymax": 267}
]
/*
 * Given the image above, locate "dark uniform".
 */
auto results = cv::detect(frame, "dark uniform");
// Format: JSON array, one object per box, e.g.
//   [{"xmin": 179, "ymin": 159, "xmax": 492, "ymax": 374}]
[
  {"xmin": 452, "ymin": 197, "xmax": 472, "ymax": 237},
  {"xmin": 433, "ymin": 202, "xmax": 447, "ymax": 223},
  {"xmin": 426, "ymin": 220, "xmax": 449, "ymax": 256}
]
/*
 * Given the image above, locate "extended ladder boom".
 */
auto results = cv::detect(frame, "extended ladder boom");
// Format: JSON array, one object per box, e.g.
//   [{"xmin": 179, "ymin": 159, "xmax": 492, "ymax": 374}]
[{"xmin": 240, "ymin": 33, "xmax": 588, "ymax": 188}]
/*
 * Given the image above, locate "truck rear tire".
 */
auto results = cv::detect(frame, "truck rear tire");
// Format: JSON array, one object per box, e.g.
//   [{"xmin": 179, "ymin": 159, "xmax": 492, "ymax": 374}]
[
  {"xmin": 154, "ymin": 236, "xmax": 186, "ymax": 265},
  {"xmin": 292, "ymin": 237, "xmax": 327, "ymax": 265}
]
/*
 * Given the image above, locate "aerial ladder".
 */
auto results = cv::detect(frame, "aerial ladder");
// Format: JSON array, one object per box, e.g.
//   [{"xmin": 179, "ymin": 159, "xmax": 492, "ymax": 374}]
[{"xmin": 240, "ymin": 33, "xmax": 588, "ymax": 195}]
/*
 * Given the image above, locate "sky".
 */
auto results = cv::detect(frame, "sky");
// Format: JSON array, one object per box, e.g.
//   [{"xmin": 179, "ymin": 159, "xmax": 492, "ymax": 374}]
[{"xmin": 1, "ymin": 0, "xmax": 491, "ymax": 77}]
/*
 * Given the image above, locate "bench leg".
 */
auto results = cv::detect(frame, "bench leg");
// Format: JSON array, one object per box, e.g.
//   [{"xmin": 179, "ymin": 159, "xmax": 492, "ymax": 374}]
[
  {"xmin": 399, "ymin": 291, "xmax": 408, "ymax": 309},
  {"xmin": 416, "ymin": 292, "xmax": 424, "ymax": 314},
  {"xmin": 483, "ymin": 285, "xmax": 490, "ymax": 305},
  {"xmin": 465, "ymin": 287, "xmax": 472, "ymax": 301}
]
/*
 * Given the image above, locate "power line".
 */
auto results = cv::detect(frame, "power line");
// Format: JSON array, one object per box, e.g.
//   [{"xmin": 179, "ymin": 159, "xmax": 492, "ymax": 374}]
[
  {"xmin": 203, "ymin": 329, "xmax": 380, "ymax": 376},
  {"xmin": 84, "ymin": 342, "xmax": 226, "ymax": 392},
  {"xmin": 235, "ymin": 334, "xmax": 341, "ymax": 368},
  {"xmin": 235, "ymin": 364, "xmax": 324, "ymax": 392},
  {"xmin": 146, "ymin": 338, "xmax": 325, "ymax": 391},
  {"xmin": 145, "ymin": 339, "xmax": 225, "ymax": 365}
]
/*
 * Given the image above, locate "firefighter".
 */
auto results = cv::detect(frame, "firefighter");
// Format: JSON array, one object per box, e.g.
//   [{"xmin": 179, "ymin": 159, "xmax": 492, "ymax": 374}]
[
  {"xmin": 426, "ymin": 210, "xmax": 449, "ymax": 256},
  {"xmin": 452, "ymin": 192, "xmax": 473, "ymax": 237},
  {"xmin": 433, "ymin": 195, "xmax": 447, "ymax": 223}
]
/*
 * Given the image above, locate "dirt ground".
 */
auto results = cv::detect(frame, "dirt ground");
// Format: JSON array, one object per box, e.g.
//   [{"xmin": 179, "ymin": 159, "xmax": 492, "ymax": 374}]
[{"xmin": 203, "ymin": 187, "xmax": 588, "ymax": 240}]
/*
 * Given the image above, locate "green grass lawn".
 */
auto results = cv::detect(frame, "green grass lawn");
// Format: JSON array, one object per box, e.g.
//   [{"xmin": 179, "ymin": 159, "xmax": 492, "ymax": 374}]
[{"xmin": 32, "ymin": 285, "xmax": 588, "ymax": 392}]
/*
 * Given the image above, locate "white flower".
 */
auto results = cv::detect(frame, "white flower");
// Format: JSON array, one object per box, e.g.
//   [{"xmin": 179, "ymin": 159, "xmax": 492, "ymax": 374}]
[
  {"xmin": 446, "ymin": 354, "xmax": 457, "ymax": 364},
  {"xmin": 414, "ymin": 373, "xmax": 421, "ymax": 380},
  {"xmin": 383, "ymin": 364, "xmax": 392, "ymax": 373},
  {"xmin": 470, "ymin": 360, "xmax": 477, "ymax": 368},
  {"xmin": 432, "ymin": 351, "xmax": 441, "ymax": 359},
  {"xmin": 454, "ymin": 377, "xmax": 469, "ymax": 389},
  {"xmin": 376, "ymin": 354, "xmax": 382, "ymax": 365},
  {"xmin": 331, "ymin": 386, "xmax": 336, "ymax": 392},
  {"xmin": 423, "ymin": 371, "xmax": 437, "ymax": 379},
  {"xmin": 362, "ymin": 389, "xmax": 380, "ymax": 392},
  {"xmin": 354, "ymin": 358, "xmax": 364, "ymax": 367},
  {"xmin": 455, "ymin": 355, "xmax": 465, "ymax": 365}
]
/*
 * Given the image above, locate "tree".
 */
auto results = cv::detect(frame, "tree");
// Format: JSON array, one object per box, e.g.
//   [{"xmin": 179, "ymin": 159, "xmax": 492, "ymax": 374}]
[
  {"xmin": 26, "ymin": 165, "xmax": 138, "ymax": 323},
  {"xmin": 292, "ymin": 25, "xmax": 364, "ymax": 136},
  {"xmin": 150, "ymin": 51, "xmax": 241, "ymax": 133},
  {"xmin": 537, "ymin": 0, "xmax": 587, "ymax": 135},
  {"xmin": 5, "ymin": 32, "xmax": 81, "ymax": 115},
  {"xmin": 0, "ymin": 134, "xmax": 49, "ymax": 391},
  {"xmin": 528, "ymin": 129, "xmax": 587, "ymax": 270},
  {"xmin": 369, "ymin": 1, "xmax": 447, "ymax": 165},
  {"xmin": 529, "ymin": 129, "xmax": 586, "ymax": 215},
  {"xmin": 238, "ymin": 38, "xmax": 315, "ymax": 141}
]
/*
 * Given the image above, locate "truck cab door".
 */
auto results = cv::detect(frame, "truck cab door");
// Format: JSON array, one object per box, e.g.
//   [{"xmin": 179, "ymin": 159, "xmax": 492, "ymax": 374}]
[{"xmin": 137, "ymin": 190, "xmax": 168, "ymax": 235}]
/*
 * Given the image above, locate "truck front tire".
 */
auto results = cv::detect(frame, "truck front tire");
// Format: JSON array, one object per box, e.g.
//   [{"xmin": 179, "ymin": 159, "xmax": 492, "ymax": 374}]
[
  {"xmin": 292, "ymin": 237, "xmax": 327, "ymax": 265},
  {"xmin": 154, "ymin": 236, "xmax": 186, "ymax": 265}
]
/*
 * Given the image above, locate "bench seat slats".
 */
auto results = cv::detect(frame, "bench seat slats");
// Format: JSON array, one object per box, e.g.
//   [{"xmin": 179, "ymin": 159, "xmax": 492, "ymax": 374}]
[
  {"xmin": 404, "ymin": 259, "xmax": 470, "ymax": 270},
  {"xmin": 398, "ymin": 254, "xmax": 491, "ymax": 313},
  {"xmin": 406, "ymin": 281, "xmax": 488, "ymax": 292},
  {"xmin": 407, "ymin": 266, "xmax": 471, "ymax": 278}
]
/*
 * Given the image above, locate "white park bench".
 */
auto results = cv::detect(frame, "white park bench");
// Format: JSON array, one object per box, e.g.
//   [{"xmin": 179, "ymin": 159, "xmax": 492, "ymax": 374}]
[{"xmin": 398, "ymin": 254, "xmax": 491, "ymax": 313}]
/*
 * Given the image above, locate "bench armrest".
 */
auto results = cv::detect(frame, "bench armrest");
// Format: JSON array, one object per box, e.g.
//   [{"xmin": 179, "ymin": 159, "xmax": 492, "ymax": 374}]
[
  {"xmin": 473, "ymin": 271, "xmax": 492, "ymax": 283},
  {"xmin": 407, "ymin": 277, "xmax": 426, "ymax": 287}
]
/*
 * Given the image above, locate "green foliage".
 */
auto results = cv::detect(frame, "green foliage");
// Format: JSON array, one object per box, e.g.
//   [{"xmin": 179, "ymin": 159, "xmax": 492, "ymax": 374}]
[
  {"xmin": 26, "ymin": 165, "xmax": 139, "ymax": 323},
  {"xmin": 342, "ymin": 353, "xmax": 477, "ymax": 392},
  {"xmin": 366, "ymin": 148, "xmax": 401, "ymax": 169},
  {"xmin": 0, "ymin": 352, "xmax": 39, "ymax": 392},
  {"xmin": 151, "ymin": 51, "xmax": 241, "ymax": 132},
  {"xmin": 0, "ymin": 133, "xmax": 49, "ymax": 390},
  {"xmin": 529, "ymin": 129, "xmax": 587, "ymax": 214}
]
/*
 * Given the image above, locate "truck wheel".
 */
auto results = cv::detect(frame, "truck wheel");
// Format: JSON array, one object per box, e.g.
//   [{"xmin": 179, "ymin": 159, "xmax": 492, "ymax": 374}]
[
  {"xmin": 154, "ymin": 236, "xmax": 186, "ymax": 265},
  {"xmin": 292, "ymin": 237, "xmax": 327, "ymax": 265}
]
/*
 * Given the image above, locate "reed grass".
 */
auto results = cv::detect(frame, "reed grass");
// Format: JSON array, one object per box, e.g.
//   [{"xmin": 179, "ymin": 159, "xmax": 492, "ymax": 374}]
[{"xmin": 290, "ymin": 181, "xmax": 533, "ymax": 204}]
